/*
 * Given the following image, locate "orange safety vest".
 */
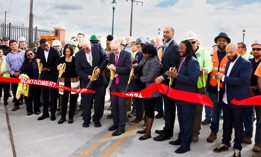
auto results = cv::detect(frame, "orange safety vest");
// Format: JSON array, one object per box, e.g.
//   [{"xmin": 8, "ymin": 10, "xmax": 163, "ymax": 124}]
[{"xmin": 209, "ymin": 51, "xmax": 228, "ymax": 88}]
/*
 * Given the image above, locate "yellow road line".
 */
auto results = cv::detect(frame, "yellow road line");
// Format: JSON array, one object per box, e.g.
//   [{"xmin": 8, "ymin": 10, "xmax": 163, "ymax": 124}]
[
  {"xmin": 78, "ymin": 131, "xmax": 112, "ymax": 157},
  {"xmin": 102, "ymin": 124, "xmax": 139, "ymax": 157}
]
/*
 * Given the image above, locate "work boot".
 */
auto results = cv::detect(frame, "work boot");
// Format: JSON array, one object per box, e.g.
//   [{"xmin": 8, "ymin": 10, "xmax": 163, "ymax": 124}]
[
  {"xmin": 253, "ymin": 144, "xmax": 261, "ymax": 152},
  {"xmin": 207, "ymin": 132, "xmax": 217, "ymax": 143},
  {"xmin": 201, "ymin": 119, "xmax": 211, "ymax": 125},
  {"xmin": 242, "ymin": 136, "xmax": 252, "ymax": 144},
  {"xmin": 192, "ymin": 134, "xmax": 199, "ymax": 142}
]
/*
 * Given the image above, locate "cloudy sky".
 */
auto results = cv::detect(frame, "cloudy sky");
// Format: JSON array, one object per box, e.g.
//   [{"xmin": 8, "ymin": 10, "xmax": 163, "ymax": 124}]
[{"xmin": 0, "ymin": 0, "xmax": 260, "ymax": 51}]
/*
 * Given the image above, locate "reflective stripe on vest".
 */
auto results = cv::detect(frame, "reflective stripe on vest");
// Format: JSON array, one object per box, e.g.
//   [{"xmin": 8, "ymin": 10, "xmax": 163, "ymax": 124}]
[
  {"xmin": 209, "ymin": 51, "xmax": 228, "ymax": 88},
  {"xmin": 0, "ymin": 57, "xmax": 10, "ymax": 78}
]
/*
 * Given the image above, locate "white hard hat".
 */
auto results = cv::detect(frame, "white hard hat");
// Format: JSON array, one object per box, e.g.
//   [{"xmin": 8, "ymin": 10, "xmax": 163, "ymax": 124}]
[
  {"xmin": 19, "ymin": 36, "xmax": 26, "ymax": 42},
  {"xmin": 186, "ymin": 31, "xmax": 198, "ymax": 40},
  {"xmin": 52, "ymin": 40, "xmax": 61, "ymax": 46},
  {"xmin": 251, "ymin": 39, "xmax": 261, "ymax": 47}
]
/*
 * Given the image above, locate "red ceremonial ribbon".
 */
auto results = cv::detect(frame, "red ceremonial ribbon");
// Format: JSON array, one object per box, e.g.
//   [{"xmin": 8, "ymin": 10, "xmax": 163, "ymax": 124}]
[
  {"xmin": 231, "ymin": 96, "xmax": 261, "ymax": 106},
  {"xmin": 0, "ymin": 77, "xmax": 95, "ymax": 94},
  {"xmin": 111, "ymin": 83, "xmax": 213, "ymax": 108}
]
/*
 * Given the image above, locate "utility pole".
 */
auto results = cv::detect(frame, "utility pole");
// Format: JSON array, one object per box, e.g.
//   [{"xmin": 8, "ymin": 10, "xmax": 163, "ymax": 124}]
[
  {"xmin": 29, "ymin": 0, "xmax": 34, "ymax": 48},
  {"xmin": 126, "ymin": 0, "xmax": 143, "ymax": 36},
  {"xmin": 4, "ymin": 11, "xmax": 7, "ymax": 36}
]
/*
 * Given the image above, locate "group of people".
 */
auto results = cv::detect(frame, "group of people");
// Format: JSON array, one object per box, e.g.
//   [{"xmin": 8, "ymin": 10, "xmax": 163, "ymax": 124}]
[{"xmin": 0, "ymin": 26, "xmax": 261, "ymax": 157}]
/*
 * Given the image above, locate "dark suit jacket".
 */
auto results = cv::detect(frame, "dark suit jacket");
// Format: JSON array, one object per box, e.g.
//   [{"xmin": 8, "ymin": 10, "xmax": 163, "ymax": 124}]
[
  {"xmin": 109, "ymin": 50, "xmax": 132, "ymax": 88},
  {"xmin": 161, "ymin": 40, "xmax": 179, "ymax": 85},
  {"xmin": 175, "ymin": 56, "xmax": 200, "ymax": 105},
  {"xmin": 36, "ymin": 46, "xmax": 60, "ymax": 81},
  {"xmin": 75, "ymin": 44, "xmax": 109, "ymax": 88},
  {"xmin": 223, "ymin": 56, "xmax": 252, "ymax": 108}
]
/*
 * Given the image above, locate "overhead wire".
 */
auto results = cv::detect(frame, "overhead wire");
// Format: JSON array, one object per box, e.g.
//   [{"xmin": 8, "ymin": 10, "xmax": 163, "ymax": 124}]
[{"xmin": 38, "ymin": 0, "xmax": 61, "ymax": 18}]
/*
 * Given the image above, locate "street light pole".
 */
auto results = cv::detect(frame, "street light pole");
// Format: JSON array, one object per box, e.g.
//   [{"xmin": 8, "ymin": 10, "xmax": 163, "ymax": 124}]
[
  {"xmin": 111, "ymin": 0, "xmax": 117, "ymax": 36},
  {"xmin": 126, "ymin": 0, "xmax": 143, "ymax": 36},
  {"xmin": 242, "ymin": 29, "xmax": 246, "ymax": 43},
  {"xmin": 29, "ymin": 0, "xmax": 34, "ymax": 48}
]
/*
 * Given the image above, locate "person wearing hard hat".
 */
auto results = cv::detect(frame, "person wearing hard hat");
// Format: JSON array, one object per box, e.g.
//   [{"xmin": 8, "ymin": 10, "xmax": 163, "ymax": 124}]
[
  {"xmin": 0, "ymin": 37, "xmax": 10, "ymax": 56},
  {"xmin": 18, "ymin": 36, "xmax": 26, "ymax": 49},
  {"xmin": 52, "ymin": 40, "xmax": 62, "ymax": 56},
  {"xmin": 67, "ymin": 40, "xmax": 79, "ymax": 56},
  {"xmin": 124, "ymin": 36, "xmax": 132, "ymax": 53},
  {"xmin": 89, "ymin": 34, "xmax": 100, "ymax": 44},
  {"xmin": 185, "ymin": 31, "xmax": 213, "ymax": 142}
]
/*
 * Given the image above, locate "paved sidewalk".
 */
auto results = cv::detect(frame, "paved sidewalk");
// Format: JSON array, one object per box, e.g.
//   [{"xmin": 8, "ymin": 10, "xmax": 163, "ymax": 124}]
[{"xmin": 0, "ymin": 94, "xmax": 254, "ymax": 157}]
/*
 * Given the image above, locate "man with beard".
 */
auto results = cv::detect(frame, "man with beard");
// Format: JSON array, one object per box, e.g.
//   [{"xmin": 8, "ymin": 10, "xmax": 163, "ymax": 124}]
[
  {"xmin": 154, "ymin": 26, "xmax": 179, "ymax": 141},
  {"xmin": 206, "ymin": 32, "xmax": 230, "ymax": 143},
  {"xmin": 213, "ymin": 43, "xmax": 251, "ymax": 157},
  {"xmin": 249, "ymin": 40, "xmax": 261, "ymax": 153}
]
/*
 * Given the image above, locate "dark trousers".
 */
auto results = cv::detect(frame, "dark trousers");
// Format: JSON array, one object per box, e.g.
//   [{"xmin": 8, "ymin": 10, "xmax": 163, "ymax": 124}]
[
  {"xmin": 193, "ymin": 88, "xmax": 205, "ymax": 136},
  {"xmin": 156, "ymin": 96, "xmax": 164, "ymax": 115},
  {"xmin": 255, "ymin": 106, "xmax": 261, "ymax": 144},
  {"xmin": 82, "ymin": 85, "xmax": 106, "ymax": 123},
  {"xmin": 222, "ymin": 103, "xmax": 246, "ymax": 150},
  {"xmin": 11, "ymin": 83, "xmax": 21, "ymax": 106},
  {"xmin": 61, "ymin": 91, "xmax": 78, "ymax": 120},
  {"xmin": 177, "ymin": 103, "xmax": 196, "ymax": 148},
  {"xmin": 133, "ymin": 98, "xmax": 143, "ymax": 120},
  {"xmin": 111, "ymin": 84, "xmax": 127, "ymax": 130},
  {"xmin": 42, "ymin": 86, "xmax": 57, "ymax": 115},
  {"xmin": 144, "ymin": 98, "xmax": 157, "ymax": 118},
  {"xmin": 243, "ymin": 106, "xmax": 254, "ymax": 138},
  {"xmin": 163, "ymin": 95, "xmax": 176, "ymax": 136},
  {"xmin": 0, "ymin": 82, "xmax": 9, "ymax": 101},
  {"xmin": 25, "ymin": 85, "xmax": 40, "ymax": 113}
]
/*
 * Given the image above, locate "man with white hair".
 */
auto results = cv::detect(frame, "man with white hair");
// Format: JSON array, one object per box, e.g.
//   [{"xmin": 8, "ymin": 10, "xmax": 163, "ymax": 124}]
[
  {"xmin": 75, "ymin": 38, "xmax": 109, "ymax": 128},
  {"xmin": 108, "ymin": 39, "xmax": 131, "ymax": 136},
  {"xmin": 185, "ymin": 31, "xmax": 213, "ymax": 142}
]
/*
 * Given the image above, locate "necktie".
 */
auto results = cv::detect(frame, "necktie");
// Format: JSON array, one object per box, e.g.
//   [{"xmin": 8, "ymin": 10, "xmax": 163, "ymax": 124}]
[
  {"xmin": 178, "ymin": 58, "xmax": 185, "ymax": 73},
  {"xmin": 88, "ymin": 53, "xmax": 93, "ymax": 67},
  {"xmin": 115, "ymin": 56, "xmax": 120, "ymax": 84}
]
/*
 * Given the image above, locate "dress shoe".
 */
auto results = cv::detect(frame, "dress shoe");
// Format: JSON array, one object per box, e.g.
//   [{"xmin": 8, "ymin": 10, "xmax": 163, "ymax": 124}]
[
  {"xmin": 35, "ymin": 111, "xmax": 40, "ymax": 115},
  {"xmin": 137, "ymin": 129, "xmax": 146, "ymax": 134},
  {"xmin": 233, "ymin": 149, "xmax": 241, "ymax": 157},
  {"xmin": 108, "ymin": 125, "xmax": 118, "ymax": 131},
  {"xmin": 201, "ymin": 119, "xmax": 211, "ymax": 125},
  {"xmin": 38, "ymin": 114, "xmax": 49, "ymax": 120},
  {"xmin": 213, "ymin": 144, "xmax": 229, "ymax": 153},
  {"xmin": 4, "ymin": 101, "xmax": 8, "ymax": 105},
  {"xmin": 27, "ymin": 112, "xmax": 32, "ymax": 116},
  {"xmin": 207, "ymin": 132, "xmax": 217, "ymax": 143},
  {"xmin": 58, "ymin": 118, "xmax": 66, "ymax": 124},
  {"xmin": 139, "ymin": 134, "xmax": 151, "ymax": 140},
  {"xmin": 82, "ymin": 122, "xmax": 90, "ymax": 128},
  {"xmin": 169, "ymin": 139, "xmax": 181, "ymax": 145},
  {"xmin": 155, "ymin": 113, "xmax": 164, "ymax": 119},
  {"xmin": 175, "ymin": 146, "xmax": 190, "ymax": 154},
  {"xmin": 94, "ymin": 121, "xmax": 102, "ymax": 127},
  {"xmin": 11, "ymin": 106, "xmax": 19, "ymax": 111},
  {"xmin": 68, "ymin": 118, "xmax": 74, "ymax": 124},
  {"xmin": 155, "ymin": 129, "xmax": 164, "ymax": 134},
  {"xmin": 50, "ymin": 115, "xmax": 56, "ymax": 121},
  {"xmin": 107, "ymin": 114, "xmax": 113, "ymax": 119},
  {"xmin": 112, "ymin": 128, "xmax": 125, "ymax": 136},
  {"xmin": 153, "ymin": 134, "xmax": 171, "ymax": 141}
]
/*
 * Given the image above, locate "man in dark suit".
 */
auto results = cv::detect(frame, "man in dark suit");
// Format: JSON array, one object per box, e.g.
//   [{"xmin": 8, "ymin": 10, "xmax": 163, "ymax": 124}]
[
  {"xmin": 166, "ymin": 40, "xmax": 200, "ymax": 154},
  {"xmin": 154, "ymin": 26, "xmax": 180, "ymax": 141},
  {"xmin": 75, "ymin": 39, "xmax": 108, "ymax": 128},
  {"xmin": 37, "ymin": 38, "xmax": 60, "ymax": 121},
  {"xmin": 108, "ymin": 40, "xmax": 131, "ymax": 136},
  {"xmin": 213, "ymin": 43, "xmax": 252, "ymax": 157}
]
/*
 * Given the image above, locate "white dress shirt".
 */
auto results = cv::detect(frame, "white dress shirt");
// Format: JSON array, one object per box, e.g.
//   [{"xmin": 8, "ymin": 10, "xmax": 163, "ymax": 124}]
[
  {"xmin": 85, "ymin": 52, "xmax": 93, "ymax": 66},
  {"xmin": 44, "ymin": 50, "xmax": 49, "ymax": 62},
  {"xmin": 222, "ymin": 56, "xmax": 240, "ymax": 104}
]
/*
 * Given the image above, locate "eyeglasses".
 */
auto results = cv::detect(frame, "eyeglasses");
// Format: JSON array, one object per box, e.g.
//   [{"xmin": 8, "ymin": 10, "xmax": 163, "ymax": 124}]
[
  {"xmin": 252, "ymin": 48, "xmax": 261, "ymax": 51},
  {"xmin": 111, "ymin": 47, "xmax": 119, "ymax": 52},
  {"xmin": 27, "ymin": 53, "xmax": 33, "ymax": 57},
  {"xmin": 82, "ymin": 48, "xmax": 89, "ymax": 51},
  {"xmin": 191, "ymin": 41, "xmax": 197, "ymax": 45},
  {"xmin": 21, "ymin": 47, "xmax": 27, "ymax": 50}
]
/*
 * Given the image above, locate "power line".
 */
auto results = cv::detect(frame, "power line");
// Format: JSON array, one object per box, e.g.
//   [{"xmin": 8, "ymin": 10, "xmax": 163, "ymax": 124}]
[
  {"xmin": 34, "ymin": 0, "xmax": 42, "ymax": 10},
  {"xmin": 7, "ymin": 0, "xmax": 13, "ymax": 12},
  {"xmin": 38, "ymin": 0, "xmax": 61, "ymax": 18}
]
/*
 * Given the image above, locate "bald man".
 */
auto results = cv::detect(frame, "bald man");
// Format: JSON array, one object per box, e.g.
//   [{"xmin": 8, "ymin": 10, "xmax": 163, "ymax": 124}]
[{"xmin": 213, "ymin": 43, "xmax": 252, "ymax": 157}]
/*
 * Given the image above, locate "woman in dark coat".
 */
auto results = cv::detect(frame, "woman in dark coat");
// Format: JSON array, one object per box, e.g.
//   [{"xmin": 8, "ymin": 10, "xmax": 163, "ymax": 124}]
[
  {"xmin": 20, "ymin": 50, "xmax": 40, "ymax": 115},
  {"xmin": 133, "ymin": 43, "xmax": 161, "ymax": 140}
]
